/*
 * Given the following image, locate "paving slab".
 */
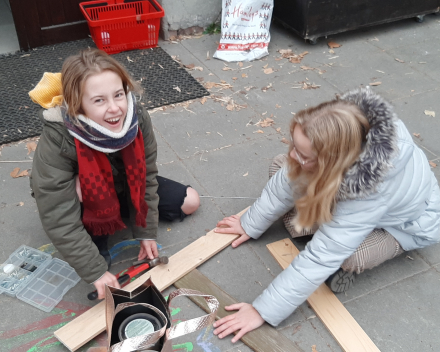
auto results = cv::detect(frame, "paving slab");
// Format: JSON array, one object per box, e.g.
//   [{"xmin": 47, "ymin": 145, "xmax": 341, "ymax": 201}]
[
  {"xmin": 151, "ymin": 94, "xmax": 269, "ymax": 161},
  {"xmin": 181, "ymin": 137, "xmax": 285, "ymax": 199},
  {"xmin": 325, "ymin": 15, "xmax": 440, "ymax": 51},
  {"xmin": 387, "ymin": 37, "xmax": 440, "ymax": 84},
  {"xmin": 344, "ymin": 267, "xmax": 440, "ymax": 351},
  {"xmin": 279, "ymin": 318, "xmax": 343, "ymax": 352}
]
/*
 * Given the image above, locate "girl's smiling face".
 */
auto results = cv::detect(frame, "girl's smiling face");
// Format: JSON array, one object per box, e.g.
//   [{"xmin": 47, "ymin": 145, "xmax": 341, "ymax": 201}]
[{"xmin": 81, "ymin": 70, "xmax": 128, "ymax": 133}]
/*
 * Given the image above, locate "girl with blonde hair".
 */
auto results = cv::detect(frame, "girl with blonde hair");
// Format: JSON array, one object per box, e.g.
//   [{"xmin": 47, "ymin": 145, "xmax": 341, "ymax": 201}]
[
  {"xmin": 30, "ymin": 49, "xmax": 200, "ymax": 299},
  {"xmin": 213, "ymin": 87, "xmax": 440, "ymax": 342}
]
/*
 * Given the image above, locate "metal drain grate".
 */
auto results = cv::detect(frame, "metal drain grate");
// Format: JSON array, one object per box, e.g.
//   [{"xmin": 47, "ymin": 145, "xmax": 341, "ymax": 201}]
[{"xmin": 0, "ymin": 39, "xmax": 209, "ymax": 145}]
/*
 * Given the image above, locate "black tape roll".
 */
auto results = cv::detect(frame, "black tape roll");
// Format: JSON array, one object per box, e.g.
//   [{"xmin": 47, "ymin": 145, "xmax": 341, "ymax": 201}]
[{"xmin": 118, "ymin": 313, "xmax": 162, "ymax": 341}]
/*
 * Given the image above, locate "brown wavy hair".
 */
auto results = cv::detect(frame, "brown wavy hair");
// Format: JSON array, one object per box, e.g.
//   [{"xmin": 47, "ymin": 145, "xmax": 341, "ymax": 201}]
[
  {"xmin": 61, "ymin": 48, "xmax": 141, "ymax": 123},
  {"xmin": 287, "ymin": 99, "xmax": 370, "ymax": 231}
]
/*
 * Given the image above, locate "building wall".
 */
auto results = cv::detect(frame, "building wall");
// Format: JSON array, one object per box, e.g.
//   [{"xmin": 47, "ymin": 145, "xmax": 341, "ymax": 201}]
[{"xmin": 157, "ymin": 0, "xmax": 222, "ymax": 39}]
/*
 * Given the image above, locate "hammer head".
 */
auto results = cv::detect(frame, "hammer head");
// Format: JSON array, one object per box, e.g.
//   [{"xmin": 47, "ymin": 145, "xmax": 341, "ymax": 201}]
[{"xmin": 149, "ymin": 256, "xmax": 169, "ymax": 268}]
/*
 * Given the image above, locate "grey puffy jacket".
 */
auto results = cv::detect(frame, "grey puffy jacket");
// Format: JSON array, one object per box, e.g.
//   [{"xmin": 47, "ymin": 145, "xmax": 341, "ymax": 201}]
[{"xmin": 240, "ymin": 88, "xmax": 440, "ymax": 326}]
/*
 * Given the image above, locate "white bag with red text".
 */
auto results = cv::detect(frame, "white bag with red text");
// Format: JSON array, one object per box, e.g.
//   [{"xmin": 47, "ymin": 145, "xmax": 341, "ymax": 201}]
[{"xmin": 213, "ymin": 0, "xmax": 273, "ymax": 62}]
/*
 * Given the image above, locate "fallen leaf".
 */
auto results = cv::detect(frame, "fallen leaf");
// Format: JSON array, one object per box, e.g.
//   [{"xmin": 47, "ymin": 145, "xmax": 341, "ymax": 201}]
[
  {"xmin": 281, "ymin": 137, "xmax": 290, "ymax": 144},
  {"xmin": 253, "ymin": 130, "xmax": 264, "ymax": 134},
  {"xmin": 173, "ymin": 86, "xmax": 181, "ymax": 93},
  {"xmin": 222, "ymin": 66, "xmax": 233, "ymax": 71},
  {"xmin": 413, "ymin": 133, "xmax": 420, "ymax": 138},
  {"xmin": 18, "ymin": 202, "xmax": 24, "ymax": 207},
  {"xmin": 275, "ymin": 104, "xmax": 281, "ymax": 109},
  {"xmin": 329, "ymin": 49, "xmax": 335, "ymax": 54},
  {"xmin": 242, "ymin": 73, "xmax": 248, "ymax": 78},
  {"xmin": 207, "ymin": 51, "xmax": 210, "ymax": 60},
  {"xmin": 264, "ymin": 68, "xmax": 274, "ymax": 74},
  {"xmin": 242, "ymin": 172, "xmax": 248, "ymax": 177},
  {"xmin": 406, "ymin": 255, "xmax": 414, "ymax": 260},
  {"xmin": 276, "ymin": 127, "xmax": 281, "ymax": 132},
  {"xmin": 238, "ymin": 62, "xmax": 243, "ymax": 67},
  {"xmin": 257, "ymin": 118, "xmax": 275, "ymax": 127},
  {"xmin": 127, "ymin": 56, "xmax": 134, "ymax": 62},
  {"xmin": 167, "ymin": 228, "xmax": 171, "ymax": 231},
  {"xmin": 10, "ymin": 167, "xmax": 20, "ymax": 178},
  {"xmin": 292, "ymin": 81, "xmax": 321, "ymax": 90},
  {"xmin": 232, "ymin": 77, "xmax": 238, "ymax": 80},
  {"xmin": 261, "ymin": 83, "xmax": 273, "ymax": 92},
  {"xmin": 200, "ymin": 97, "xmax": 207, "ymax": 105},
  {"xmin": 17, "ymin": 169, "xmax": 29, "ymax": 177},
  {"xmin": 263, "ymin": 63, "xmax": 269, "ymax": 69},
  {"xmin": 194, "ymin": 66, "xmax": 203, "ymax": 71},
  {"xmin": 429, "ymin": 161, "xmax": 437, "ymax": 168},
  {"xmin": 369, "ymin": 81, "xmax": 382, "ymax": 86},
  {"xmin": 26, "ymin": 141, "xmax": 37, "ymax": 154},
  {"xmin": 278, "ymin": 49, "xmax": 293, "ymax": 55},
  {"xmin": 424, "ymin": 110, "xmax": 435, "ymax": 117},
  {"xmin": 184, "ymin": 63, "xmax": 195, "ymax": 69},
  {"xmin": 311, "ymin": 345, "xmax": 318, "ymax": 352},
  {"xmin": 299, "ymin": 51, "xmax": 309, "ymax": 58},
  {"xmin": 395, "ymin": 58, "xmax": 405, "ymax": 63},
  {"xmin": 327, "ymin": 41, "xmax": 341, "ymax": 48},
  {"xmin": 300, "ymin": 66, "xmax": 314, "ymax": 70},
  {"xmin": 204, "ymin": 82, "xmax": 216, "ymax": 89},
  {"xmin": 289, "ymin": 57, "xmax": 301, "ymax": 64},
  {"xmin": 220, "ymin": 80, "xmax": 227, "ymax": 84},
  {"xmin": 226, "ymin": 104, "xmax": 235, "ymax": 111}
]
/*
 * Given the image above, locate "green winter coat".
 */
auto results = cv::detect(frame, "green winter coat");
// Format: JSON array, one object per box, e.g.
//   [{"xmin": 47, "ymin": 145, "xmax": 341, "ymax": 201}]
[{"xmin": 30, "ymin": 104, "xmax": 159, "ymax": 283}]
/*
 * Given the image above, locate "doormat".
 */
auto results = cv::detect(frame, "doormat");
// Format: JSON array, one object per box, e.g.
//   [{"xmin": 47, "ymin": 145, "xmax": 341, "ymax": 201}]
[{"xmin": 0, "ymin": 39, "xmax": 209, "ymax": 145}]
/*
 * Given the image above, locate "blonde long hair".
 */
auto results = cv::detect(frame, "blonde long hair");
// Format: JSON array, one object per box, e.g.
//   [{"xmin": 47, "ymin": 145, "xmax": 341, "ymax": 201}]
[
  {"xmin": 287, "ymin": 99, "xmax": 370, "ymax": 230},
  {"xmin": 61, "ymin": 48, "xmax": 141, "ymax": 122}
]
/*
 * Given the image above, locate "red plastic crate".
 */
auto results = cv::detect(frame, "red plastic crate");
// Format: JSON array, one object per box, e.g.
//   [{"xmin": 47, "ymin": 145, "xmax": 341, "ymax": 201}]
[{"xmin": 80, "ymin": 0, "xmax": 164, "ymax": 54}]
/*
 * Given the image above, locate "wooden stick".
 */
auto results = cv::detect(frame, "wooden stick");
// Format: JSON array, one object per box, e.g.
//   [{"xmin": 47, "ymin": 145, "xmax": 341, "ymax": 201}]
[
  {"xmin": 0, "ymin": 160, "xmax": 33, "ymax": 163},
  {"xmin": 267, "ymin": 238, "xmax": 381, "ymax": 352},
  {"xmin": 54, "ymin": 208, "xmax": 248, "ymax": 351},
  {"xmin": 174, "ymin": 269, "xmax": 303, "ymax": 352}
]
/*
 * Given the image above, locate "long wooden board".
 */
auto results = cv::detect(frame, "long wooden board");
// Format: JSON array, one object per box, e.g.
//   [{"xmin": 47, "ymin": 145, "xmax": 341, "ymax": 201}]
[
  {"xmin": 267, "ymin": 238, "xmax": 381, "ymax": 352},
  {"xmin": 174, "ymin": 269, "xmax": 303, "ymax": 352},
  {"xmin": 54, "ymin": 209, "xmax": 248, "ymax": 351}
]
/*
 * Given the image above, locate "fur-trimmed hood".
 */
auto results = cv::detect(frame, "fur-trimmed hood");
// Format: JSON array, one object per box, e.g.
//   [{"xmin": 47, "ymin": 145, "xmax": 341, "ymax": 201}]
[{"xmin": 337, "ymin": 87, "xmax": 399, "ymax": 201}]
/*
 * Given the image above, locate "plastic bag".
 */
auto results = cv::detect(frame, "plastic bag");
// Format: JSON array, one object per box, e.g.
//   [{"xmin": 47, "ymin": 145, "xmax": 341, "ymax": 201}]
[{"xmin": 214, "ymin": 0, "xmax": 273, "ymax": 62}]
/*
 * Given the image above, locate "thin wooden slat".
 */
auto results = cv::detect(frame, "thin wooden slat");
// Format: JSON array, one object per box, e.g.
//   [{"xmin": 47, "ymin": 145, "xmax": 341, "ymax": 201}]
[
  {"xmin": 174, "ymin": 269, "xmax": 303, "ymax": 352},
  {"xmin": 267, "ymin": 239, "xmax": 381, "ymax": 352},
  {"xmin": 54, "ymin": 208, "xmax": 249, "ymax": 351}
]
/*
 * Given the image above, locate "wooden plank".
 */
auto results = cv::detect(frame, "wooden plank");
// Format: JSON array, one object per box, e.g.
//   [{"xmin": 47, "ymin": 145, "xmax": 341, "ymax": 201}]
[
  {"xmin": 174, "ymin": 269, "xmax": 303, "ymax": 352},
  {"xmin": 54, "ymin": 208, "xmax": 249, "ymax": 351},
  {"xmin": 267, "ymin": 239, "xmax": 381, "ymax": 352}
]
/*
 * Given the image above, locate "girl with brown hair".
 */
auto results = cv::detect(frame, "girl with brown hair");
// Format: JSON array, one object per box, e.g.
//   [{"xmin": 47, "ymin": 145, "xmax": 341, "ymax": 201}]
[
  {"xmin": 30, "ymin": 49, "xmax": 200, "ymax": 299},
  {"xmin": 213, "ymin": 87, "xmax": 440, "ymax": 342}
]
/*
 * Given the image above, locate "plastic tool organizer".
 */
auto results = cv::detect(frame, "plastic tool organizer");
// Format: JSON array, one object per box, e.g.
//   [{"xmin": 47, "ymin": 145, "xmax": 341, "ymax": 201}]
[
  {"xmin": 0, "ymin": 245, "xmax": 80, "ymax": 312},
  {"xmin": 80, "ymin": 0, "xmax": 164, "ymax": 54}
]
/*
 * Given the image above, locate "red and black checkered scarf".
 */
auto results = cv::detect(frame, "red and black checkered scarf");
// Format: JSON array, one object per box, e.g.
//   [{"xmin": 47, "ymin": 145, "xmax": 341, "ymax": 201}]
[{"xmin": 75, "ymin": 130, "xmax": 148, "ymax": 236}]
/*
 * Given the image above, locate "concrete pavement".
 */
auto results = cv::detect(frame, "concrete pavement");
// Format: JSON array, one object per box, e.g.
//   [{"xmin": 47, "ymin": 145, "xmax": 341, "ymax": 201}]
[{"xmin": 1, "ymin": 15, "xmax": 440, "ymax": 352}]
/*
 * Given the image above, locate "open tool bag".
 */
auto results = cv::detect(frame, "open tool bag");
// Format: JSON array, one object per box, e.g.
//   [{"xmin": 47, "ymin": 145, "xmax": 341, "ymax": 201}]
[{"xmin": 105, "ymin": 277, "xmax": 219, "ymax": 351}]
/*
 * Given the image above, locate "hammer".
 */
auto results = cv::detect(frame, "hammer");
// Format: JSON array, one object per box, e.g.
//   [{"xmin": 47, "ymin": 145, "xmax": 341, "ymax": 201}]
[{"xmin": 87, "ymin": 256, "xmax": 169, "ymax": 300}]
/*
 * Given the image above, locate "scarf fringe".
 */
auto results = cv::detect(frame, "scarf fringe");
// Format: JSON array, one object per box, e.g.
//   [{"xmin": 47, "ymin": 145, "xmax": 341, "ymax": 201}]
[
  {"xmin": 135, "ymin": 201, "xmax": 149, "ymax": 228},
  {"xmin": 84, "ymin": 218, "xmax": 126, "ymax": 236}
]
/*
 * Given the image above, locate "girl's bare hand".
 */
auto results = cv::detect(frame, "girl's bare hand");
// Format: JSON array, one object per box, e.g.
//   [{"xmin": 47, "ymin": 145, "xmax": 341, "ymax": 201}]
[
  {"xmin": 213, "ymin": 303, "xmax": 265, "ymax": 343},
  {"xmin": 214, "ymin": 215, "xmax": 251, "ymax": 248}
]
